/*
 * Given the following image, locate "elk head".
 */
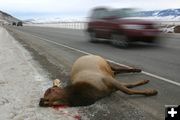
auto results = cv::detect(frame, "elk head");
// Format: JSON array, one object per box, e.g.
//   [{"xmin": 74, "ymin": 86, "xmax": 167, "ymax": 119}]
[{"xmin": 39, "ymin": 79, "xmax": 68, "ymax": 107}]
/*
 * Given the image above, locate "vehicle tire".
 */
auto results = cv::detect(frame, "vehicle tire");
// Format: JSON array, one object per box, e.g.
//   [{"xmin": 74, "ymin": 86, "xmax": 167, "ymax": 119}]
[
  {"xmin": 146, "ymin": 37, "xmax": 159, "ymax": 45},
  {"xmin": 88, "ymin": 31, "xmax": 98, "ymax": 43},
  {"xmin": 146, "ymin": 39, "xmax": 155, "ymax": 43},
  {"xmin": 111, "ymin": 34, "xmax": 129, "ymax": 48}
]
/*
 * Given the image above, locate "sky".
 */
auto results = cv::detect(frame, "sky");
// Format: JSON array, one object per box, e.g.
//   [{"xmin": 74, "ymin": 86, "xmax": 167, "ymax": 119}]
[{"xmin": 0, "ymin": 0, "xmax": 180, "ymax": 19}]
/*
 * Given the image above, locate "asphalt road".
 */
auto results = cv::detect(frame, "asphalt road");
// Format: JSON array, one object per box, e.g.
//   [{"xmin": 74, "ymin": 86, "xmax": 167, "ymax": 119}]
[{"xmin": 5, "ymin": 26, "xmax": 180, "ymax": 120}]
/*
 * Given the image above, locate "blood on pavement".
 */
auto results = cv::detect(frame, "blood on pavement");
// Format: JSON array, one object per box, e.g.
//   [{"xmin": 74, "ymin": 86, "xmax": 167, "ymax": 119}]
[{"xmin": 52, "ymin": 105, "xmax": 81, "ymax": 120}]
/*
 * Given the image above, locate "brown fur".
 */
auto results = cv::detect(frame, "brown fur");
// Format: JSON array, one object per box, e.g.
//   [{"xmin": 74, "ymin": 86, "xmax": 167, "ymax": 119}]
[{"xmin": 39, "ymin": 55, "xmax": 157, "ymax": 107}]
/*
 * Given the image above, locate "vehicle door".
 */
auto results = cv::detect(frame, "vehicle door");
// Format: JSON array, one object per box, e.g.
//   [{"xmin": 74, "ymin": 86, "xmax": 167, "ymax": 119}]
[{"xmin": 91, "ymin": 9, "xmax": 109, "ymax": 38}]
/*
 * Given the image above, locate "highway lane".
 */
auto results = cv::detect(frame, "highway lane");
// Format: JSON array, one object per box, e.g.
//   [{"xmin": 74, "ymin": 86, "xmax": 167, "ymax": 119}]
[
  {"xmin": 9, "ymin": 26, "xmax": 180, "ymax": 82},
  {"xmin": 5, "ymin": 26, "xmax": 180, "ymax": 120}
]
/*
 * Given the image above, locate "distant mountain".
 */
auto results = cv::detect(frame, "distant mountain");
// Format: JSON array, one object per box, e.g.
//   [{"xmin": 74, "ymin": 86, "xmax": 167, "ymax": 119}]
[
  {"xmin": 0, "ymin": 10, "xmax": 20, "ymax": 24},
  {"xmin": 138, "ymin": 8, "xmax": 180, "ymax": 17},
  {"xmin": 133, "ymin": 8, "xmax": 180, "ymax": 21},
  {"xmin": 24, "ymin": 8, "xmax": 180, "ymax": 24},
  {"xmin": 24, "ymin": 17, "xmax": 87, "ymax": 24}
]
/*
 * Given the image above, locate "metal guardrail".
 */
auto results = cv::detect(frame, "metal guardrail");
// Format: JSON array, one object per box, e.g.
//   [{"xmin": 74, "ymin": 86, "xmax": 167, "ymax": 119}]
[
  {"xmin": 57, "ymin": 22, "xmax": 87, "ymax": 29},
  {"xmin": 26, "ymin": 21, "xmax": 180, "ymax": 31},
  {"xmin": 26, "ymin": 22, "xmax": 88, "ymax": 29}
]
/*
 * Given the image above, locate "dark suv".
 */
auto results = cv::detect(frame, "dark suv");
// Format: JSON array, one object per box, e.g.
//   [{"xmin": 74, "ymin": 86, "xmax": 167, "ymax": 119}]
[
  {"xmin": 86, "ymin": 7, "xmax": 160, "ymax": 47},
  {"xmin": 17, "ymin": 21, "xmax": 23, "ymax": 26}
]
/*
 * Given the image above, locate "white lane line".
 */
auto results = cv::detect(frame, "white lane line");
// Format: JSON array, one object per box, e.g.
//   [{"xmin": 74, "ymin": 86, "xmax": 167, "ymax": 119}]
[
  {"xmin": 23, "ymin": 31, "xmax": 134, "ymax": 69},
  {"xmin": 15, "ymin": 29, "xmax": 180, "ymax": 87},
  {"xmin": 142, "ymin": 71, "xmax": 180, "ymax": 86}
]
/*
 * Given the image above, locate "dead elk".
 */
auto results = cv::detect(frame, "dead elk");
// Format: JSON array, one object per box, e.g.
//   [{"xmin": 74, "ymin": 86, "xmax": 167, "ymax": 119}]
[{"xmin": 39, "ymin": 55, "xmax": 157, "ymax": 107}]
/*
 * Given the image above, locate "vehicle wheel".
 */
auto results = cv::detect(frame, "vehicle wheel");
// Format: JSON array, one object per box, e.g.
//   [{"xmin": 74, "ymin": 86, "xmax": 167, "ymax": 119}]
[
  {"xmin": 146, "ymin": 37, "xmax": 159, "ymax": 45},
  {"xmin": 111, "ymin": 34, "xmax": 129, "ymax": 48},
  {"xmin": 88, "ymin": 31, "xmax": 98, "ymax": 43},
  {"xmin": 146, "ymin": 39, "xmax": 155, "ymax": 43}
]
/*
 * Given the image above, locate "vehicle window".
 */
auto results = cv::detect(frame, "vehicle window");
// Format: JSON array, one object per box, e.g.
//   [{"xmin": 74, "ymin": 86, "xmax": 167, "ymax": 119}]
[
  {"xmin": 110, "ymin": 9, "xmax": 137, "ymax": 18},
  {"xmin": 91, "ymin": 9, "xmax": 108, "ymax": 19}
]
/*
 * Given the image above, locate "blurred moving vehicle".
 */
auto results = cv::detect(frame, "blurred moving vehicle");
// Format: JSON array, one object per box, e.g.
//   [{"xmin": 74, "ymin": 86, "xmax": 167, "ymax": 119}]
[
  {"xmin": 86, "ymin": 7, "xmax": 160, "ymax": 48},
  {"xmin": 17, "ymin": 21, "xmax": 23, "ymax": 26},
  {"xmin": 12, "ymin": 22, "xmax": 16, "ymax": 26}
]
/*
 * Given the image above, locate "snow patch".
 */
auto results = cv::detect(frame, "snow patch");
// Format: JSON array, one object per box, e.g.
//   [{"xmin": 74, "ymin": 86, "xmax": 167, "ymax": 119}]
[{"xmin": 0, "ymin": 26, "xmax": 83, "ymax": 120}]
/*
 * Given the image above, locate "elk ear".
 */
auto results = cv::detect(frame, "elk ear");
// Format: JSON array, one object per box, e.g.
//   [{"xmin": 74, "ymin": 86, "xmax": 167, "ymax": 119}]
[{"xmin": 53, "ymin": 79, "xmax": 62, "ymax": 87}]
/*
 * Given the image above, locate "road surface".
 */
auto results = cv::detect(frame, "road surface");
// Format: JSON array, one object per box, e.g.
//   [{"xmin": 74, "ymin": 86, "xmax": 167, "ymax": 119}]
[{"xmin": 5, "ymin": 26, "xmax": 180, "ymax": 120}]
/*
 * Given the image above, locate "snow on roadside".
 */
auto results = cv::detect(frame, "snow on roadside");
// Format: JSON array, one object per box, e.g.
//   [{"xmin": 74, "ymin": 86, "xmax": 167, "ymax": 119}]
[{"xmin": 0, "ymin": 26, "xmax": 83, "ymax": 120}]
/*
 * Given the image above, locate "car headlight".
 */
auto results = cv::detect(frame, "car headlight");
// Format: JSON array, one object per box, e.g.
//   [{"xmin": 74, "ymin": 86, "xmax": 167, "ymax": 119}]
[{"xmin": 121, "ymin": 24, "xmax": 145, "ymax": 30}]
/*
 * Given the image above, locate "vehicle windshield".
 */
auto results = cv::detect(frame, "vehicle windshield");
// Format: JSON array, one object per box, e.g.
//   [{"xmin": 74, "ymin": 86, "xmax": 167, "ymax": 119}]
[{"xmin": 109, "ymin": 8, "xmax": 137, "ymax": 18}]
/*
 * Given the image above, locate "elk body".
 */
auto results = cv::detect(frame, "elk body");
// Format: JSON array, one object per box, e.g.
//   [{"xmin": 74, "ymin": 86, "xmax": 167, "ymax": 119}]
[{"xmin": 39, "ymin": 55, "xmax": 157, "ymax": 107}]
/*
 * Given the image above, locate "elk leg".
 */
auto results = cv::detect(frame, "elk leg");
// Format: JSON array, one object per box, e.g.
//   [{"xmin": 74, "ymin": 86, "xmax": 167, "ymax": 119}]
[
  {"xmin": 103, "ymin": 78, "xmax": 157, "ymax": 96},
  {"xmin": 107, "ymin": 61, "xmax": 141, "ymax": 74},
  {"xmin": 122, "ymin": 80, "xmax": 149, "ymax": 88}
]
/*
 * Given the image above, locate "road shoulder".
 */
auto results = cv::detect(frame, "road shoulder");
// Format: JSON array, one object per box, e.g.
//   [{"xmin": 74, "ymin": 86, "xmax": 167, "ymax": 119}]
[{"xmin": 0, "ymin": 26, "xmax": 81, "ymax": 120}]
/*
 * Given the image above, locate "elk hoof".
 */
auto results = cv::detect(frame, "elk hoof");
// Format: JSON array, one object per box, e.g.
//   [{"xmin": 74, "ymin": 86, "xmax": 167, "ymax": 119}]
[
  {"xmin": 143, "ymin": 80, "xmax": 150, "ymax": 84},
  {"xmin": 133, "ymin": 68, "xmax": 142, "ymax": 72},
  {"xmin": 145, "ymin": 89, "xmax": 158, "ymax": 96}
]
